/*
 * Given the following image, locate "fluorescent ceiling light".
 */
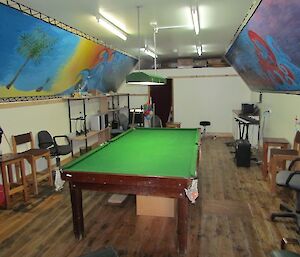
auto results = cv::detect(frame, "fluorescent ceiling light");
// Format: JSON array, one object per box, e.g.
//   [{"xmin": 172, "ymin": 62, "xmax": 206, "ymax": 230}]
[
  {"xmin": 197, "ymin": 45, "xmax": 203, "ymax": 56},
  {"xmin": 99, "ymin": 9, "xmax": 127, "ymax": 32},
  {"xmin": 191, "ymin": 6, "xmax": 200, "ymax": 35},
  {"xmin": 140, "ymin": 47, "xmax": 157, "ymax": 59},
  {"xmin": 97, "ymin": 15, "xmax": 127, "ymax": 41}
]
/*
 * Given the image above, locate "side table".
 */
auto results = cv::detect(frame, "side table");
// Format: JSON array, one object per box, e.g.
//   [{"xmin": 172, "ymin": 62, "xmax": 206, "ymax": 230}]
[{"xmin": 262, "ymin": 137, "xmax": 289, "ymax": 180}]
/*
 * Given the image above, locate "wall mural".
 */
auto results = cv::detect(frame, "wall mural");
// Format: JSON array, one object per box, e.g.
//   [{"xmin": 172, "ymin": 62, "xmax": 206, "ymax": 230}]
[
  {"xmin": 0, "ymin": 4, "xmax": 137, "ymax": 97},
  {"xmin": 225, "ymin": 0, "xmax": 300, "ymax": 92}
]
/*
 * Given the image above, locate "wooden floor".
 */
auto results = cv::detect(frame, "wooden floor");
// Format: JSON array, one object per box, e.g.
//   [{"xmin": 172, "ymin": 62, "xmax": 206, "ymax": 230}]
[{"xmin": 1, "ymin": 137, "xmax": 300, "ymax": 257}]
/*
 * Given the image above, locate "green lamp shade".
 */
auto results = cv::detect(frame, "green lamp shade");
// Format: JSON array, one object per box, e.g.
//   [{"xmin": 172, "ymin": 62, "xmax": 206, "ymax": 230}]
[{"xmin": 126, "ymin": 71, "xmax": 166, "ymax": 85}]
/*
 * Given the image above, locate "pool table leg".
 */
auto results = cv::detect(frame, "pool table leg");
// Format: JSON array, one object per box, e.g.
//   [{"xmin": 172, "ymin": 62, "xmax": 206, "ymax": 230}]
[
  {"xmin": 69, "ymin": 182, "xmax": 84, "ymax": 239},
  {"xmin": 178, "ymin": 197, "xmax": 188, "ymax": 255}
]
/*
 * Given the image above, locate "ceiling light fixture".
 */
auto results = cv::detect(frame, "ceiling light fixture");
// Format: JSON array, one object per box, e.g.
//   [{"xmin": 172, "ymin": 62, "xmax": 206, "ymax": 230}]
[
  {"xmin": 126, "ymin": 71, "xmax": 166, "ymax": 85},
  {"xmin": 126, "ymin": 6, "xmax": 166, "ymax": 86},
  {"xmin": 97, "ymin": 14, "xmax": 127, "ymax": 41},
  {"xmin": 191, "ymin": 6, "xmax": 200, "ymax": 35},
  {"xmin": 197, "ymin": 45, "xmax": 203, "ymax": 56}
]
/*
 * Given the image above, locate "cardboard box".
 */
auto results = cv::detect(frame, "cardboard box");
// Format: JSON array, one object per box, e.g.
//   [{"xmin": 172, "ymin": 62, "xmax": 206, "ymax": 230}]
[
  {"xmin": 136, "ymin": 195, "xmax": 176, "ymax": 217},
  {"xmin": 99, "ymin": 97, "xmax": 108, "ymax": 114}
]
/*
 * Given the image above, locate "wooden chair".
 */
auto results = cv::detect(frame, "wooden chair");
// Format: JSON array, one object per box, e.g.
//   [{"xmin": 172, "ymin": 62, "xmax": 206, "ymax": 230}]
[
  {"xmin": 12, "ymin": 132, "xmax": 53, "ymax": 195},
  {"xmin": 269, "ymin": 131, "xmax": 300, "ymax": 194}
]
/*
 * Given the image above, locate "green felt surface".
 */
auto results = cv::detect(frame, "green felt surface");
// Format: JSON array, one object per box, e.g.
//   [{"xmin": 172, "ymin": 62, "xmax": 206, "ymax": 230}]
[{"xmin": 64, "ymin": 128, "xmax": 199, "ymax": 178}]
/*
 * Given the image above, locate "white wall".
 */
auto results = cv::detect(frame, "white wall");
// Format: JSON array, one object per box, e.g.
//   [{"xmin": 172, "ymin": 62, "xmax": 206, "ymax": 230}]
[
  {"xmin": 119, "ymin": 67, "xmax": 252, "ymax": 133},
  {"xmin": 118, "ymin": 84, "xmax": 148, "ymax": 109},
  {"xmin": 171, "ymin": 71, "xmax": 251, "ymax": 132},
  {"xmin": 0, "ymin": 102, "xmax": 69, "ymax": 153},
  {"xmin": 251, "ymin": 91, "xmax": 300, "ymax": 144}
]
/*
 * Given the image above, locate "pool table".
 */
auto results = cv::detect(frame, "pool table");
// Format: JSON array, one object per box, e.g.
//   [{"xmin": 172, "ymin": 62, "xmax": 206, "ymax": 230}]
[{"xmin": 62, "ymin": 127, "xmax": 200, "ymax": 254}]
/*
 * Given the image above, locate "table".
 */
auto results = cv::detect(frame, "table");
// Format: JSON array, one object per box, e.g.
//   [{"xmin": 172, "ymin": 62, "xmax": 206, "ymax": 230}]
[
  {"xmin": 0, "ymin": 153, "xmax": 28, "ymax": 208},
  {"xmin": 262, "ymin": 137, "xmax": 289, "ymax": 180},
  {"xmin": 62, "ymin": 128, "xmax": 200, "ymax": 255}
]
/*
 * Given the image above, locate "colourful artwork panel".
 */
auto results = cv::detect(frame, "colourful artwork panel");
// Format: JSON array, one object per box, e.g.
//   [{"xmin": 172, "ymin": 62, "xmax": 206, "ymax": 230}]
[
  {"xmin": 0, "ymin": 4, "xmax": 137, "ymax": 97},
  {"xmin": 225, "ymin": 0, "xmax": 300, "ymax": 92}
]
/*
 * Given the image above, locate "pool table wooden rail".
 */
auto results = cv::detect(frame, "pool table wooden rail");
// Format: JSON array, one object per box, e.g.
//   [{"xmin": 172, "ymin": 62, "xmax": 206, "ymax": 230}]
[{"xmin": 63, "ymin": 171, "xmax": 191, "ymax": 196}]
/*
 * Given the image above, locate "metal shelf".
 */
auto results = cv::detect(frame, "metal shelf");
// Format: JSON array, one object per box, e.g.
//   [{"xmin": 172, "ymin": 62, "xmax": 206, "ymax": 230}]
[{"xmin": 70, "ymin": 128, "xmax": 109, "ymax": 141}]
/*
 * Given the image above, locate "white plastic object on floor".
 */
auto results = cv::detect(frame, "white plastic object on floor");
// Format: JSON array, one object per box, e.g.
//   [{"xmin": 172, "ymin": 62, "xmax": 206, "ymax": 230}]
[{"xmin": 55, "ymin": 168, "xmax": 65, "ymax": 191}]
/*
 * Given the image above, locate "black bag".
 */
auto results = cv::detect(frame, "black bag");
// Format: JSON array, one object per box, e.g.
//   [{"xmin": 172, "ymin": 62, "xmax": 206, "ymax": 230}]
[{"xmin": 235, "ymin": 139, "xmax": 251, "ymax": 167}]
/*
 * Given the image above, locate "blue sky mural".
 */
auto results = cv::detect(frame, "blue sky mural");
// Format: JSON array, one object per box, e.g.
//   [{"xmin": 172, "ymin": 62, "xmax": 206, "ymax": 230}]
[{"xmin": 0, "ymin": 4, "xmax": 137, "ymax": 97}]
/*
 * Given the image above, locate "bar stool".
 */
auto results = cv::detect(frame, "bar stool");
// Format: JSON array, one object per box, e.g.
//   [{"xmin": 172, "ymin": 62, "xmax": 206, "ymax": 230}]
[
  {"xmin": 12, "ymin": 132, "xmax": 53, "ymax": 195},
  {"xmin": 199, "ymin": 121, "xmax": 211, "ymax": 138},
  {"xmin": 0, "ymin": 153, "xmax": 29, "ymax": 208}
]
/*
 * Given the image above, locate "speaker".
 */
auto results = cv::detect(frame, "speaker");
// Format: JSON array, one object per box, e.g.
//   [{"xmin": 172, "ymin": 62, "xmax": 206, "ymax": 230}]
[
  {"xmin": 241, "ymin": 103, "xmax": 255, "ymax": 114},
  {"xmin": 235, "ymin": 140, "xmax": 251, "ymax": 167}
]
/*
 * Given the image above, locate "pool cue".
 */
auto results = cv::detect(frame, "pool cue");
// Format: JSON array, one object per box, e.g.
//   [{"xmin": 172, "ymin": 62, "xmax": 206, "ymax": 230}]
[
  {"xmin": 2, "ymin": 128, "xmax": 13, "ymax": 152},
  {"xmin": 131, "ymin": 109, "xmax": 136, "ymax": 128},
  {"xmin": 152, "ymin": 103, "xmax": 155, "ymax": 128}
]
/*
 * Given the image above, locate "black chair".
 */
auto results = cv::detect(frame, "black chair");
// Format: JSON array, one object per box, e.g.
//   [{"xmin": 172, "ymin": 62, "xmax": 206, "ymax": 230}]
[
  {"xmin": 271, "ymin": 157, "xmax": 300, "ymax": 233},
  {"xmin": 37, "ymin": 130, "xmax": 72, "ymax": 169}
]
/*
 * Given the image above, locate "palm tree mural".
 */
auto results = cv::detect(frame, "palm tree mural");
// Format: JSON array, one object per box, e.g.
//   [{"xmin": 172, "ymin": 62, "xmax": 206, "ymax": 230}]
[{"xmin": 6, "ymin": 27, "xmax": 56, "ymax": 89}]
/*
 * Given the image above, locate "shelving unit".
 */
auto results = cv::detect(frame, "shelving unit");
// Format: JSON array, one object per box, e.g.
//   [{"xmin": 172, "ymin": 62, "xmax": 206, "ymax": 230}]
[
  {"xmin": 105, "ymin": 93, "xmax": 130, "ymax": 136},
  {"xmin": 65, "ymin": 96, "xmax": 110, "ymax": 155}
]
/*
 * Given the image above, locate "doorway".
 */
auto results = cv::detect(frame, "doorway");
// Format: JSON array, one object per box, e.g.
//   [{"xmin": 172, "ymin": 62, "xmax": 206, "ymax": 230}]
[{"xmin": 149, "ymin": 79, "xmax": 173, "ymax": 127}]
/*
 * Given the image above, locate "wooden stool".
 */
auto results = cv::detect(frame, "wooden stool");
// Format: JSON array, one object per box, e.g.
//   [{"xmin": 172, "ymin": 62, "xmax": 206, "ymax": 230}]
[
  {"xmin": 0, "ymin": 153, "xmax": 29, "ymax": 208},
  {"xmin": 262, "ymin": 137, "xmax": 289, "ymax": 180},
  {"xmin": 12, "ymin": 132, "xmax": 53, "ymax": 195}
]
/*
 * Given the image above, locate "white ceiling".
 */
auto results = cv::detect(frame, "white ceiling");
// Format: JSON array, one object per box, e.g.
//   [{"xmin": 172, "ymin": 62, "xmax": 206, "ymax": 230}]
[{"xmin": 15, "ymin": 0, "xmax": 256, "ymax": 62}]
